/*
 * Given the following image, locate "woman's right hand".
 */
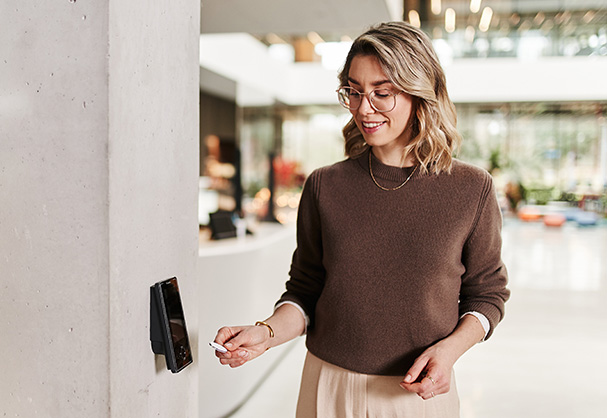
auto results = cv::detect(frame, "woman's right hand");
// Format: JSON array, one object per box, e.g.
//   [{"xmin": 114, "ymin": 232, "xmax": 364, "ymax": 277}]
[
  {"xmin": 213, "ymin": 325, "xmax": 272, "ymax": 368},
  {"xmin": 213, "ymin": 304, "xmax": 307, "ymax": 368}
]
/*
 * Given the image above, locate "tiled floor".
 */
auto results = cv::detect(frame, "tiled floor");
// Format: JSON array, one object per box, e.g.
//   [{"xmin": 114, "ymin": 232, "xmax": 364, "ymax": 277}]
[{"xmin": 230, "ymin": 218, "xmax": 607, "ymax": 418}]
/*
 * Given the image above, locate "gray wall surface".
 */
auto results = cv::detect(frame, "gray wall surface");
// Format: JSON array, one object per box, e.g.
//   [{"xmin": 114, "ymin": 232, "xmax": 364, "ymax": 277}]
[{"xmin": 0, "ymin": 0, "xmax": 200, "ymax": 416}]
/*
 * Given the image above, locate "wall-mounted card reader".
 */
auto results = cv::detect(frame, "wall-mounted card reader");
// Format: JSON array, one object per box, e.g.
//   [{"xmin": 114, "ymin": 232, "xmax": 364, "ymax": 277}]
[{"xmin": 150, "ymin": 277, "xmax": 193, "ymax": 373}]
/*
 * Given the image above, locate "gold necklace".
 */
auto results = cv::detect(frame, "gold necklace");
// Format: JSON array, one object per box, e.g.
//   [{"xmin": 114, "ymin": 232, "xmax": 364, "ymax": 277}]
[{"xmin": 369, "ymin": 152, "xmax": 418, "ymax": 191}]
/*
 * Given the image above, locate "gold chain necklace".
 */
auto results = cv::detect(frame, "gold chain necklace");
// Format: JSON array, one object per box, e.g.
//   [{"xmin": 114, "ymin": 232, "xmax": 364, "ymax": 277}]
[{"xmin": 369, "ymin": 151, "xmax": 418, "ymax": 191}]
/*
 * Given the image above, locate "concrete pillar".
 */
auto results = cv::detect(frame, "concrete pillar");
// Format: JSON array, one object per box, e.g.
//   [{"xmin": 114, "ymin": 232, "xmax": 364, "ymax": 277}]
[{"xmin": 0, "ymin": 0, "xmax": 200, "ymax": 416}]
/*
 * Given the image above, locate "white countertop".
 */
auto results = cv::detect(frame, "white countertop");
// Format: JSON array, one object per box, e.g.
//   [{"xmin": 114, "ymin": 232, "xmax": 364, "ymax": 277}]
[{"xmin": 198, "ymin": 222, "xmax": 296, "ymax": 257}]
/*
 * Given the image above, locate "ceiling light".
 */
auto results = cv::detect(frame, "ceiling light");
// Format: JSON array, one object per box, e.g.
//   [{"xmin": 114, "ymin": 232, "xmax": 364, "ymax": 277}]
[
  {"xmin": 479, "ymin": 7, "xmax": 493, "ymax": 32},
  {"xmin": 510, "ymin": 13, "xmax": 521, "ymax": 25},
  {"xmin": 408, "ymin": 10, "xmax": 421, "ymax": 28},
  {"xmin": 583, "ymin": 10, "xmax": 596, "ymax": 23},
  {"xmin": 518, "ymin": 20, "xmax": 532, "ymax": 33},
  {"xmin": 541, "ymin": 19, "xmax": 554, "ymax": 34},
  {"xmin": 470, "ymin": 0, "xmax": 481, "ymax": 14},
  {"xmin": 534, "ymin": 12, "xmax": 545, "ymax": 26},
  {"xmin": 431, "ymin": 0, "xmax": 441, "ymax": 15},
  {"xmin": 266, "ymin": 33, "xmax": 287, "ymax": 44},
  {"xmin": 445, "ymin": 8, "xmax": 456, "ymax": 33},
  {"xmin": 307, "ymin": 32, "xmax": 324, "ymax": 46},
  {"xmin": 465, "ymin": 25, "xmax": 475, "ymax": 43}
]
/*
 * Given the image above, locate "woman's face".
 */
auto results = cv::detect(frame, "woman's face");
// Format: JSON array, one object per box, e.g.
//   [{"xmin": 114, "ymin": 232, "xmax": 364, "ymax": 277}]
[{"xmin": 347, "ymin": 54, "xmax": 415, "ymax": 159}]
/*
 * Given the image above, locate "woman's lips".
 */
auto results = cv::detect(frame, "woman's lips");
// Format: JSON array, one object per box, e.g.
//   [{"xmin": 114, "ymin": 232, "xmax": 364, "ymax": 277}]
[{"xmin": 361, "ymin": 121, "xmax": 385, "ymax": 133}]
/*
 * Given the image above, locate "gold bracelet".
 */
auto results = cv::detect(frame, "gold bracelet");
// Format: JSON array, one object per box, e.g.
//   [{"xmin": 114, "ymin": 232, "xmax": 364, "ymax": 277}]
[{"xmin": 255, "ymin": 321, "xmax": 275, "ymax": 338}]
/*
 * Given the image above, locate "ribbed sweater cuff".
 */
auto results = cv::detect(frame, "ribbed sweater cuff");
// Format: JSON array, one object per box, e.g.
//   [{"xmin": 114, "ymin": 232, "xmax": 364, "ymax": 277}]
[{"xmin": 459, "ymin": 301, "xmax": 503, "ymax": 339}]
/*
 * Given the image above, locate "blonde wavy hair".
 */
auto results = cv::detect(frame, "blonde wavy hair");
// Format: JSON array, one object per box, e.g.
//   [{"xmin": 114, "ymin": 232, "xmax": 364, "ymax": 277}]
[{"xmin": 339, "ymin": 22, "xmax": 461, "ymax": 175}]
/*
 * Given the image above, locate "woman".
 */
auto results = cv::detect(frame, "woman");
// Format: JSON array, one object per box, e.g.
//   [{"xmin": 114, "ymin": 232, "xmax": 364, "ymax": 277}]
[{"xmin": 213, "ymin": 21, "xmax": 510, "ymax": 417}]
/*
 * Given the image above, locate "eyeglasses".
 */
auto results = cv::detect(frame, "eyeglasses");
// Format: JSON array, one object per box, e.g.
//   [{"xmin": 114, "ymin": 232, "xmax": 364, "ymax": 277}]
[{"xmin": 336, "ymin": 87, "xmax": 403, "ymax": 112}]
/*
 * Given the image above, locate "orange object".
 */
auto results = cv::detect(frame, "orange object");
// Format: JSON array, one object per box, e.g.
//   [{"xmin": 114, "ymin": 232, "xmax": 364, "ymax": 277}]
[
  {"xmin": 518, "ymin": 207, "xmax": 542, "ymax": 221},
  {"xmin": 543, "ymin": 213, "xmax": 566, "ymax": 227}
]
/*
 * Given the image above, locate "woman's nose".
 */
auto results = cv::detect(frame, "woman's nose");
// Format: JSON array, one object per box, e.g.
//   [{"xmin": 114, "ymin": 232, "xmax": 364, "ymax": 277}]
[{"xmin": 357, "ymin": 94, "xmax": 375, "ymax": 114}]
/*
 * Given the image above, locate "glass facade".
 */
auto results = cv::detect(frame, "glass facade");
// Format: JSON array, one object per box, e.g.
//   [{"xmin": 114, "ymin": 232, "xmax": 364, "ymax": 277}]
[
  {"xmin": 429, "ymin": 8, "xmax": 607, "ymax": 60},
  {"xmin": 239, "ymin": 100, "xmax": 606, "ymax": 220},
  {"xmin": 456, "ymin": 102, "xmax": 607, "ymax": 208}
]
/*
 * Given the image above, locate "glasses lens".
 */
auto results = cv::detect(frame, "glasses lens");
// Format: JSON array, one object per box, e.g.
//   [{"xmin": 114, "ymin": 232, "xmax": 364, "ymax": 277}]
[
  {"xmin": 338, "ymin": 87, "xmax": 361, "ymax": 109},
  {"xmin": 337, "ymin": 88, "xmax": 350, "ymax": 108},
  {"xmin": 370, "ymin": 89, "xmax": 395, "ymax": 112}
]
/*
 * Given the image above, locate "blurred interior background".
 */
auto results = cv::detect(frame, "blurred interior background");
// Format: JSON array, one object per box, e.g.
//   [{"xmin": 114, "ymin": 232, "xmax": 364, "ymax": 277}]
[{"xmin": 198, "ymin": 0, "xmax": 607, "ymax": 228}]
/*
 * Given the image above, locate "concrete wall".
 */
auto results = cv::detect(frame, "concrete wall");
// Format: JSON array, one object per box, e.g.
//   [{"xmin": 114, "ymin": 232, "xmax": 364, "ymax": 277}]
[{"xmin": 0, "ymin": 0, "xmax": 200, "ymax": 416}]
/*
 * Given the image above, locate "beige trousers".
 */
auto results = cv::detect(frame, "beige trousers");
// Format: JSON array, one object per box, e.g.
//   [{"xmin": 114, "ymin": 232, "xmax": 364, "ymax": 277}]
[{"xmin": 296, "ymin": 352, "xmax": 460, "ymax": 418}]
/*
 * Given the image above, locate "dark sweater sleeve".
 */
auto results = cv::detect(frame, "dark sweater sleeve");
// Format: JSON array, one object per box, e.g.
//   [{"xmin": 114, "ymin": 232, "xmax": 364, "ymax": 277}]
[
  {"xmin": 275, "ymin": 169, "xmax": 326, "ymax": 327},
  {"xmin": 459, "ymin": 173, "xmax": 510, "ymax": 339}
]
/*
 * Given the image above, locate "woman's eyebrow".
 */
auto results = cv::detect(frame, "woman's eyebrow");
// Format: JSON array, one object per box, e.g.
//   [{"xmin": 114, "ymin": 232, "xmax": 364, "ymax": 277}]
[{"xmin": 348, "ymin": 77, "xmax": 392, "ymax": 87}]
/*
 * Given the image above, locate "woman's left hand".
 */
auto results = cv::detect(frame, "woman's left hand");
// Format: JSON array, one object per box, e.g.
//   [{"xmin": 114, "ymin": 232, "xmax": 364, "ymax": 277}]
[
  {"xmin": 399, "ymin": 341, "xmax": 456, "ymax": 400},
  {"xmin": 399, "ymin": 314, "xmax": 486, "ymax": 399}
]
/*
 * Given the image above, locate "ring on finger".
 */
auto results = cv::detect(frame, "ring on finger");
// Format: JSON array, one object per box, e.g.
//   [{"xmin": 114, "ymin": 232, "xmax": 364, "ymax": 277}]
[
  {"xmin": 431, "ymin": 392, "xmax": 436, "ymax": 398},
  {"xmin": 426, "ymin": 375, "xmax": 436, "ymax": 385}
]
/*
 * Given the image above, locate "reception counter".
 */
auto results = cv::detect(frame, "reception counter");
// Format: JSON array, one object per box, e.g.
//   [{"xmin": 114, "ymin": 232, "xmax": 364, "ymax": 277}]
[{"xmin": 197, "ymin": 222, "xmax": 299, "ymax": 418}]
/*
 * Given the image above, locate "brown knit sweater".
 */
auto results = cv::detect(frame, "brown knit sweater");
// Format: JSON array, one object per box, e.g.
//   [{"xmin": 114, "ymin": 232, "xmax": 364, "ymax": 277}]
[{"xmin": 277, "ymin": 149, "xmax": 510, "ymax": 376}]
